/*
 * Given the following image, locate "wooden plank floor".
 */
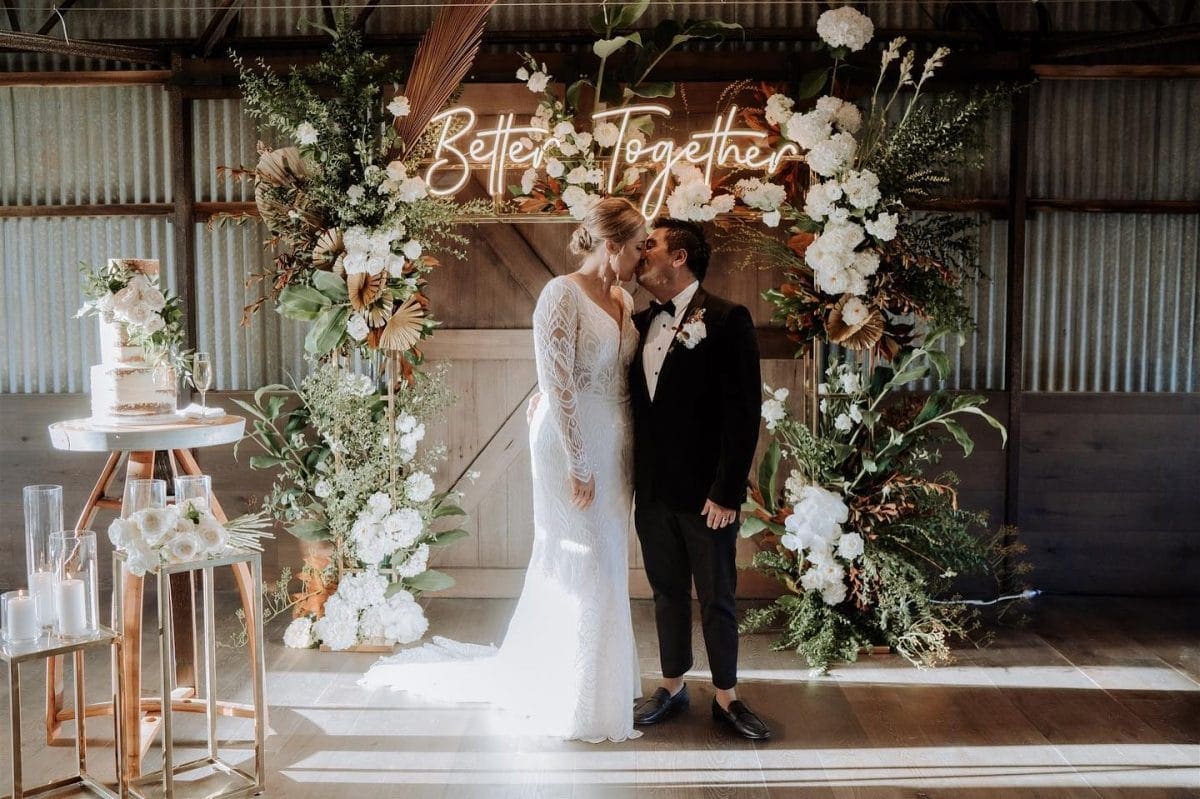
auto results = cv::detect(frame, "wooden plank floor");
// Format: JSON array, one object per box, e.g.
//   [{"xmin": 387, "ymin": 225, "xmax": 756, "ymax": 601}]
[{"xmin": 3, "ymin": 595, "xmax": 1197, "ymax": 798}]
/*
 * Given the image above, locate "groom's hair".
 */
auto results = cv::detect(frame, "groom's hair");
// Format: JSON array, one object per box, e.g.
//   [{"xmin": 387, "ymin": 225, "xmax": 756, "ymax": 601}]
[{"xmin": 653, "ymin": 217, "xmax": 711, "ymax": 282}]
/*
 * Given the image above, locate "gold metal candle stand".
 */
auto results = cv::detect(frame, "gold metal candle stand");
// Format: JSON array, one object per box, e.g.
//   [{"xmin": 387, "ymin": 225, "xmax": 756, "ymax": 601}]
[
  {"xmin": 1, "ymin": 628, "xmax": 124, "ymax": 799},
  {"xmin": 113, "ymin": 552, "xmax": 266, "ymax": 799}
]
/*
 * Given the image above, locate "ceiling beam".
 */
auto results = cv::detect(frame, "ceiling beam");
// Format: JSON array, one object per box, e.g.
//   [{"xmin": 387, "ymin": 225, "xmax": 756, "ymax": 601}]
[
  {"xmin": 1040, "ymin": 21, "xmax": 1200, "ymax": 58},
  {"xmin": 196, "ymin": 0, "xmax": 243, "ymax": 59},
  {"xmin": 2, "ymin": 0, "xmax": 19, "ymax": 33},
  {"xmin": 0, "ymin": 29, "xmax": 165, "ymax": 65},
  {"xmin": 354, "ymin": 0, "xmax": 382, "ymax": 31},
  {"xmin": 35, "ymin": 0, "xmax": 78, "ymax": 36}
]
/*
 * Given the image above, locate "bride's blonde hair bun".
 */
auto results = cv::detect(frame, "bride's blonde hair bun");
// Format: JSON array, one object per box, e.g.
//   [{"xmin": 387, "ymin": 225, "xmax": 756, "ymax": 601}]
[{"xmin": 569, "ymin": 197, "xmax": 645, "ymax": 256}]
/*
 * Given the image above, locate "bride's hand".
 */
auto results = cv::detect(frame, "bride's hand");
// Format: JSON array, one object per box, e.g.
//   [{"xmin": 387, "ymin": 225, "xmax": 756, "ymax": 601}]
[{"xmin": 570, "ymin": 473, "xmax": 596, "ymax": 510}]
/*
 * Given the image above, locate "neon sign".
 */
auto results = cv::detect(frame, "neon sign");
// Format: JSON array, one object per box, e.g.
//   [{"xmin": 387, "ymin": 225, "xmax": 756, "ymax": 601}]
[{"xmin": 424, "ymin": 103, "xmax": 799, "ymax": 219}]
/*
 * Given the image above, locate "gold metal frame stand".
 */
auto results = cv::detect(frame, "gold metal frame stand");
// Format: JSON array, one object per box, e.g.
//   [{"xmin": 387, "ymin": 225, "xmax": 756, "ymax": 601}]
[
  {"xmin": 2, "ymin": 628, "xmax": 124, "ymax": 799},
  {"xmin": 114, "ymin": 552, "xmax": 266, "ymax": 799}
]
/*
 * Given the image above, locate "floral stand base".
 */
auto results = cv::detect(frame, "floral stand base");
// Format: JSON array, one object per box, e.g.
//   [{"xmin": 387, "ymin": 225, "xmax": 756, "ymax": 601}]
[{"xmin": 318, "ymin": 638, "xmax": 395, "ymax": 654}]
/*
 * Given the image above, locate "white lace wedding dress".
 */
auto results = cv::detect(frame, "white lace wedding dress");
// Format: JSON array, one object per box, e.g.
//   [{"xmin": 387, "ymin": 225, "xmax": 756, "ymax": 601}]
[{"xmin": 362, "ymin": 276, "xmax": 642, "ymax": 743}]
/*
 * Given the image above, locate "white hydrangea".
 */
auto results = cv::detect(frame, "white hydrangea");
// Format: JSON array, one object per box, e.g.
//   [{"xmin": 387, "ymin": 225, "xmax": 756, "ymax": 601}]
[
  {"xmin": 396, "ymin": 176, "xmax": 428, "ymax": 203},
  {"xmin": 367, "ymin": 492, "xmax": 393, "ymax": 519},
  {"xmin": 784, "ymin": 109, "xmax": 832, "ymax": 150},
  {"xmin": 342, "ymin": 226, "xmax": 403, "ymax": 277},
  {"xmin": 313, "ymin": 596, "xmax": 358, "ymax": 651},
  {"xmin": 283, "ymin": 617, "xmax": 315, "ymax": 648},
  {"xmin": 820, "ymin": 580, "xmax": 848, "ymax": 606},
  {"xmin": 562, "ymin": 186, "xmax": 601, "ymax": 220},
  {"xmin": 806, "ymin": 131, "xmax": 858, "ymax": 177},
  {"xmin": 865, "ymin": 211, "xmax": 898, "ymax": 241},
  {"xmin": 816, "ymin": 6, "xmax": 875, "ymax": 52},
  {"xmin": 851, "ymin": 249, "xmax": 880, "ymax": 278},
  {"xmin": 385, "ymin": 507, "xmax": 425, "ymax": 549},
  {"xmin": 803, "ymin": 180, "xmax": 844, "ymax": 221},
  {"xmin": 735, "ymin": 178, "xmax": 787, "ymax": 212},
  {"xmin": 783, "ymin": 485, "xmax": 849, "ymax": 551},
  {"xmin": 405, "ymin": 472, "xmax": 435, "ymax": 503},
  {"xmin": 336, "ymin": 569, "xmax": 389, "ymax": 611},
  {"xmin": 815, "ymin": 95, "xmax": 863, "ymax": 134},
  {"xmin": 665, "ymin": 163, "xmax": 735, "ymax": 222},
  {"xmin": 841, "ymin": 169, "xmax": 881, "ymax": 209},
  {"xmin": 765, "ymin": 93, "xmax": 796, "ymax": 127},
  {"xmin": 361, "ymin": 590, "xmax": 428, "ymax": 645},
  {"xmin": 392, "ymin": 543, "xmax": 430, "ymax": 579}
]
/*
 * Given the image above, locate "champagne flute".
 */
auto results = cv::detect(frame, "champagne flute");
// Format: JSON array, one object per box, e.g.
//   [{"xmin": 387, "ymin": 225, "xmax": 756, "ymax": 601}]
[{"xmin": 192, "ymin": 352, "xmax": 213, "ymax": 416}]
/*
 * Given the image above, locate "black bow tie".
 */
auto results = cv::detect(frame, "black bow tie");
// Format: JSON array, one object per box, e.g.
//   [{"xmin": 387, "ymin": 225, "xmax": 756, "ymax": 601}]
[{"xmin": 649, "ymin": 300, "xmax": 677, "ymax": 318}]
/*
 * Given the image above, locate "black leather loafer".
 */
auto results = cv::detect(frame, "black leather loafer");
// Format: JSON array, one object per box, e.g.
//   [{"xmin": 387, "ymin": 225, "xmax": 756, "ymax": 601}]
[
  {"xmin": 634, "ymin": 683, "xmax": 690, "ymax": 725},
  {"xmin": 712, "ymin": 698, "xmax": 771, "ymax": 740}
]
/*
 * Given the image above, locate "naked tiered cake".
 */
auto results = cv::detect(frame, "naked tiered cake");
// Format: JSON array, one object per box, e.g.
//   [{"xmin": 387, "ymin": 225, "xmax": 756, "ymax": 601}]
[{"xmin": 88, "ymin": 259, "xmax": 179, "ymax": 426}]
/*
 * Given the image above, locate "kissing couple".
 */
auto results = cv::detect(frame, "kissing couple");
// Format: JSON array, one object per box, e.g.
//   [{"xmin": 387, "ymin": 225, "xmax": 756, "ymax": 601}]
[{"xmin": 364, "ymin": 197, "xmax": 770, "ymax": 743}]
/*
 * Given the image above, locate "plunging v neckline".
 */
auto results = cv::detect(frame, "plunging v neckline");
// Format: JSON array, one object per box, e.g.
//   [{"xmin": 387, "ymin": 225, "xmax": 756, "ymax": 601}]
[{"xmin": 567, "ymin": 277, "xmax": 625, "ymax": 338}]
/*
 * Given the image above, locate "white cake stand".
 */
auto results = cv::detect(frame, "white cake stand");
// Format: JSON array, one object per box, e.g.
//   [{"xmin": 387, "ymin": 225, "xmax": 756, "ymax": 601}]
[{"xmin": 46, "ymin": 415, "xmax": 260, "ymax": 778}]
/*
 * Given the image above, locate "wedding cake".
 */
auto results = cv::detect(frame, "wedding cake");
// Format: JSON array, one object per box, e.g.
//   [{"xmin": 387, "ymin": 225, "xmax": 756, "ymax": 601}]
[{"xmin": 85, "ymin": 259, "xmax": 179, "ymax": 426}]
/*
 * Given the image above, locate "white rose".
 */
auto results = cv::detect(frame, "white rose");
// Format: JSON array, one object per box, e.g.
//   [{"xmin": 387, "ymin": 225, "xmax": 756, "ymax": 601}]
[
  {"xmin": 834, "ymin": 413, "xmax": 854, "ymax": 432},
  {"xmin": 526, "ymin": 71, "xmax": 550, "ymax": 93},
  {"xmin": 397, "ymin": 177, "xmax": 427, "ymax": 203},
  {"xmin": 142, "ymin": 287, "xmax": 166, "ymax": 312},
  {"xmin": 136, "ymin": 507, "xmax": 177, "ymax": 547},
  {"xmin": 294, "ymin": 122, "xmax": 319, "ymax": 146},
  {"xmin": 761, "ymin": 398, "xmax": 786, "ymax": 432},
  {"xmin": 821, "ymin": 580, "xmax": 848, "ymax": 606},
  {"xmin": 283, "ymin": 617, "xmax": 314, "ymax": 649},
  {"xmin": 402, "ymin": 240, "xmax": 423, "ymax": 261},
  {"xmin": 141, "ymin": 314, "xmax": 165, "ymax": 334},
  {"xmin": 520, "ymin": 167, "xmax": 537, "ymax": 195},
  {"xmin": 851, "ymin": 249, "xmax": 880, "ymax": 278},
  {"xmin": 816, "ymin": 6, "xmax": 875, "ymax": 52},
  {"xmin": 386, "ymin": 160, "xmax": 407, "ymax": 182},
  {"xmin": 346, "ymin": 312, "xmax": 370, "ymax": 342},
  {"xmin": 762, "ymin": 209, "xmax": 781, "ymax": 228},
  {"xmin": 197, "ymin": 516, "xmax": 228, "ymax": 553},
  {"xmin": 314, "ymin": 479, "xmax": 332, "ymax": 499},
  {"xmin": 836, "ymin": 532, "xmax": 864, "ymax": 563},
  {"xmin": 395, "ymin": 413, "xmax": 418, "ymax": 433},
  {"xmin": 167, "ymin": 533, "xmax": 202, "ymax": 563},
  {"xmin": 566, "ymin": 166, "xmax": 590, "ymax": 185},
  {"xmin": 516, "ymin": 66, "xmax": 529, "ymax": 81},
  {"xmin": 346, "ymin": 185, "xmax": 365, "ymax": 205},
  {"xmin": 108, "ymin": 516, "xmax": 138, "ymax": 548},
  {"xmin": 546, "ymin": 158, "xmax": 564, "ymax": 178},
  {"xmin": 840, "ymin": 371, "xmax": 862, "ymax": 393},
  {"xmin": 841, "ymin": 297, "xmax": 870, "ymax": 327},
  {"xmin": 573, "ymin": 131, "xmax": 593, "ymax": 150},
  {"xmin": 387, "ymin": 95, "xmax": 410, "ymax": 118},
  {"xmin": 593, "ymin": 121, "xmax": 620, "ymax": 148}
]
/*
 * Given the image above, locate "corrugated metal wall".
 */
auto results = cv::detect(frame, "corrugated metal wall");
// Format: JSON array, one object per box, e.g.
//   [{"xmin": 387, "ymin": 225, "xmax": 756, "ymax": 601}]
[{"xmin": 1, "ymin": 46, "xmax": 1197, "ymax": 394}]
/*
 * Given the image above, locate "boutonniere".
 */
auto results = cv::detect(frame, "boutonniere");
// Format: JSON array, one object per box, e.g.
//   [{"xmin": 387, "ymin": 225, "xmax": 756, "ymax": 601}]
[{"xmin": 674, "ymin": 308, "xmax": 707, "ymax": 349}]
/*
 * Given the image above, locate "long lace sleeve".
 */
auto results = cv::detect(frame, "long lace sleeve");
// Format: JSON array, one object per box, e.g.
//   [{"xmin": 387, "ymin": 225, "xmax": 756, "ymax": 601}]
[{"xmin": 533, "ymin": 279, "xmax": 592, "ymax": 482}]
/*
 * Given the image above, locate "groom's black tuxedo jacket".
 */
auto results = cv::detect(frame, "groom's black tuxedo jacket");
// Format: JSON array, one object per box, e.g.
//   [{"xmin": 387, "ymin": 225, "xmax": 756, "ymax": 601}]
[{"xmin": 630, "ymin": 287, "xmax": 762, "ymax": 513}]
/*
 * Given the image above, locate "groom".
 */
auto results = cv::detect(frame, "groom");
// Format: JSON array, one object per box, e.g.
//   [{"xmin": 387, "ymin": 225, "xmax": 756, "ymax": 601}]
[{"xmin": 630, "ymin": 218, "xmax": 770, "ymax": 740}]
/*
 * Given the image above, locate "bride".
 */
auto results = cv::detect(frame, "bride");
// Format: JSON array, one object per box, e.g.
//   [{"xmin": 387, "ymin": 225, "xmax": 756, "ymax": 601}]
[{"xmin": 363, "ymin": 197, "xmax": 648, "ymax": 743}]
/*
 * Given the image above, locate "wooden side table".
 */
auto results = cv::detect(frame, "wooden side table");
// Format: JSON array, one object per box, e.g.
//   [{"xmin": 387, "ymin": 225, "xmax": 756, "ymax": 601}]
[{"xmin": 47, "ymin": 415, "xmax": 260, "ymax": 778}]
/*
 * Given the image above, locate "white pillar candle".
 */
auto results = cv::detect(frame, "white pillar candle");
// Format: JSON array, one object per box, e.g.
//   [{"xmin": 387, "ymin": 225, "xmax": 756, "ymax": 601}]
[
  {"xmin": 5, "ymin": 594, "xmax": 39, "ymax": 642},
  {"xmin": 29, "ymin": 570, "xmax": 57, "ymax": 628},
  {"xmin": 56, "ymin": 578, "xmax": 89, "ymax": 636}
]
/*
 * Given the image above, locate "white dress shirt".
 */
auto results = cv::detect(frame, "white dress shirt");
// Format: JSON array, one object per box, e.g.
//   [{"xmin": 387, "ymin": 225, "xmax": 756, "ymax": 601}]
[{"xmin": 642, "ymin": 280, "xmax": 700, "ymax": 401}]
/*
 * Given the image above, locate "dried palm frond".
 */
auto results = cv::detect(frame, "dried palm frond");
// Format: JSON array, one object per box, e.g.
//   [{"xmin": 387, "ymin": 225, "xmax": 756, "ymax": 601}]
[
  {"xmin": 348, "ymin": 271, "xmax": 387, "ymax": 312},
  {"xmin": 254, "ymin": 146, "xmax": 307, "ymax": 187},
  {"xmin": 827, "ymin": 294, "xmax": 885, "ymax": 350},
  {"xmin": 254, "ymin": 184, "xmax": 294, "ymax": 230},
  {"xmin": 376, "ymin": 296, "xmax": 425, "ymax": 352},
  {"xmin": 312, "ymin": 228, "xmax": 344, "ymax": 269},
  {"xmin": 390, "ymin": 0, "xmax": 498, "ymax": 157}
]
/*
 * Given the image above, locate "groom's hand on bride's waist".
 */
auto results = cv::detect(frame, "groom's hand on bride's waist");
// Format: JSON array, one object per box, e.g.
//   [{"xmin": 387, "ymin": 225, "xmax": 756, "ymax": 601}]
[{"xmin": 701, "ymin": 499, "xmax": 738, "ymax": 530}]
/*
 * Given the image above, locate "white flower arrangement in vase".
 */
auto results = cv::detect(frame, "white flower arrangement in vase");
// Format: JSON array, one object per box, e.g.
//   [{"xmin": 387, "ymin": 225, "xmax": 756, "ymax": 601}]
[{"xmin": 108, "ymin": 499, "xmax": 273, "ymax": 577}]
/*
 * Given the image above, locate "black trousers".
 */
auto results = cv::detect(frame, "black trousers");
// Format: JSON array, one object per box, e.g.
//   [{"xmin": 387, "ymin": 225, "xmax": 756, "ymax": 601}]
[{"xmin": 634, "ymin": 499, "xmax": 739, "ymax": 690}]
